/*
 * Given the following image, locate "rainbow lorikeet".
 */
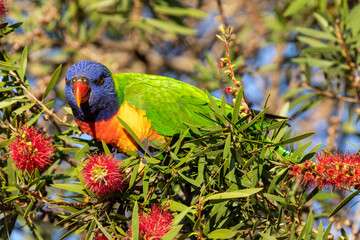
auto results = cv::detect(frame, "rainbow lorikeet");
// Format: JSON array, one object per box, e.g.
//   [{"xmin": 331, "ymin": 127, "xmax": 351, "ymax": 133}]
[{"xmin": 64, "ymin": 61, "xmax": 281, "ymax": 155}]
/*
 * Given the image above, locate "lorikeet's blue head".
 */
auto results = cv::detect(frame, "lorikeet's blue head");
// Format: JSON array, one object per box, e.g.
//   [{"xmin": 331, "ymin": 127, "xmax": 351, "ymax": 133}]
[{"xmin": 65, "ymin": 61, "xmax": 120, "ymax": 122}]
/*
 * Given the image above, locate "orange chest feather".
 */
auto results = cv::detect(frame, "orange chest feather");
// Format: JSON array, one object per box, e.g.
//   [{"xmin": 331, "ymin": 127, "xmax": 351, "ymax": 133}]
[{"xmin": 75, "ymin": 102, "xmax": 164, "ymax": 152}]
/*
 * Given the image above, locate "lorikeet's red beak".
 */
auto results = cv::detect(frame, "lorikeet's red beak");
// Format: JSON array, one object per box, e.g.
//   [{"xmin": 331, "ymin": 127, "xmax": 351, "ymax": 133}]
[{"xmin": 73, "ymin": 80, "xmax": 90, "ymax": 107}]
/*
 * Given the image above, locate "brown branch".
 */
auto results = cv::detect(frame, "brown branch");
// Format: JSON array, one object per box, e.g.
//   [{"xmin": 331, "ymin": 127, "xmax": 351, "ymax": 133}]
[
  {"xmin": 197, "ymin": 197, "xmax": 204, "ymax": 240},
  {"xmin": 219, "ymin": 28, "xmax": 251, "ymax": 116},
  {"xmin": 334, "ymin": 19, "xmax": 359, "ymax": 100},
  {"xmin": 216, "ymin": 0, "xmax": 227, "ymax": 27},
  {"xmin": 301, "ymin": 82, "xmax": 360, "ymax": 103},
  {"xmin": 131, "ymin": 0, "xmax": 141, "ymax": 21},
  {"xmin": 8, "ymin": 70, "xmax": 74, "ymax": 127}
]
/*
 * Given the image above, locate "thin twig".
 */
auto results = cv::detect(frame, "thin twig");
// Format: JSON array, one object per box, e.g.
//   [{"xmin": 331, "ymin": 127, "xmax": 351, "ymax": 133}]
[
  {"xmin": 334, "ymin": 19, "xmax": 359, "ymax": 100},
  {"xmin": 224, "ymin": 40, "xmax": 250, "ymax": 114},
  {"xmin": 216, "ymin": 0, "xmax": 227, "ymax": 27},
  {"xmin": 8, "ymin": 70, "xmax": 73, "ymax": 127},
  {"xmin": 301, "ymin": 82, "xmax": 360, "ymax": 103}
]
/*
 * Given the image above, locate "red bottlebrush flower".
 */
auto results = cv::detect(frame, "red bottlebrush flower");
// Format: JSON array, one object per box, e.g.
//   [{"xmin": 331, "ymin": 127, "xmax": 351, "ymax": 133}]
[
  {"xmin": 127, "ymin": 205, "xmax": 174, "ymax": 240},
  {"xmin": 9, "ymin": 126, "xmax": 55, "ymax": 172},
  {"xmin": 290, "ymin": 165, "xmax": 302, "ymax": 177},
  {"xmin": 82, "ymin": 153, "xmax": 126, "ymax": 197},
  {"xmin": 0, "ymin": 0, "xmax": 7, "ymax": 23},
  {"xmin": 288, "ymin": 151, "xmax": 360, "ymax": 191},
  {"xmin": 93, "ymin": 233, "xmax": 108, "ymax": 240},
  {"xmin": 225, "ymin": 87, "xmax": 233, "ymax": 94},
  {"xmin": 304, "ymin": 172, "xmax": 314, "ymax": 181}
]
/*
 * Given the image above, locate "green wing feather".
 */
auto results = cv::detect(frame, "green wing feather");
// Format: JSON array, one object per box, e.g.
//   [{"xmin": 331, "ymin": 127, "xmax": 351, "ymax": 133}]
[{"xmin": 113, "ymin": 73, "xmax": 220, "ymax": 136}]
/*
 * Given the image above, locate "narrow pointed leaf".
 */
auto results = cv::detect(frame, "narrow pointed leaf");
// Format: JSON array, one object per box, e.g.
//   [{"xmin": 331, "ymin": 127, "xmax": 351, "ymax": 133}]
[
  {"xmin": 204, "ymin": 188, "xmax": 262, "ymax": 202},
  {"xmin": 42, "ymin": 65, "xmax": 62, "ymax": 100},
  {"xmin": 20, "ymin": 46, "xmax": 28, "ymax": 81},
  {"xmin": 328, "ymin": 190, "xmax": 360, "ymax": 217},
  {"xmin": 132, "ymin": 201, "xmax": 139, "ymax": 240}
]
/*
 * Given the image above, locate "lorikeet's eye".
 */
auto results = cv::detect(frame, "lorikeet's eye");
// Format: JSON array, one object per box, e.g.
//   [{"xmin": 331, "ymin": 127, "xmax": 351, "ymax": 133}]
[
  {"xmin": 65, "ymin": 78, "xmax": 70, "ymax": 86},
  {"xmin": 93, "ymin": 75, "xmax": 105, "ymax": 86}
]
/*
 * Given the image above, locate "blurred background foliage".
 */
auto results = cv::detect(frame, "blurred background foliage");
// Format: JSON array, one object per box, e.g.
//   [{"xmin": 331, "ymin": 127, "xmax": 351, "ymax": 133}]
[{"xmin": 2, "ymin": 0, "xmax": 360, "ymax": 239}]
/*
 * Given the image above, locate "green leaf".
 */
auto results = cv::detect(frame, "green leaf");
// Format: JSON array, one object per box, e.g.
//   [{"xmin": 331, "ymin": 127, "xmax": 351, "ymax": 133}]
[
  {"xmin": 23, "ymin": 200, "xmax": 34, "ymax": 219},
  {"xmin": 161, "ymin": 225, "xmax": 183, "ymax": 240},
  {"xmin": 281, "ymin": 88, "xmax": 303, "ymax": 100},
  {"xmin": 204, "ymin": 188, "xmax": 262, "ymax": 202},
  {"xmin": 288, "ymin": 92, "xmax": 318, "ymax": 110},
  {"xmin": 56, "ymin": 207, "xmax": 90, "ymax": 226},
  {"xmin": 154, "ymin": 6, "xmax": 206, "ymax": 18},
  {"xmin": 42, "ymin": 65, "xmax": 62, "ymax": 101},
  {"xmin": 51, "ymin": 183, "xmax": 86, "ymax": 195},
  {"xmin": 347, "ymin": 4, "xmax": 360, "ymax": 34},
  {"xmin": 314, "ymin": 13, "xmax": 330, "ymax": 31},
  {"xmin": 297, "ymin": 36, "xmax": 329, "ymax": 48},
  {"xmin": 178, "ymin": 171, "xmax": 201, "ymax": 187},
  {"xmin": 20, "ymin": 46, "xmax": 28, "ymax": 81},
  {"xmin": 59, "ymin": 224, "xmax": 87, "ymax": 240},
  {"xmin": 14, "ymin": 103, "xmax": 35, "ymax": 115},
  {"xmin": 292, "ymin": 57, "xmax": 345, "ymax": 69},
  {"xmin": 132, "ymin": 201, "xmax": 139, "ymax": 240},
  {"xmin": 303, "ymin": 188, "xmax": 319, "ymax": 206},
  {"xmin": 284, "ymin": 0, "xmax": 307, "ymax": 16},
  {"xmin": 0, "ymin": 96, "xmax": 28, "ymax": 109},
  {"xmin": 74, "ymin": 144, "xmax": 90, "ymax": 160},
  {"xmin": 207, "ymin": 229, "xmax": 236, "ymax": 239},
  {"xmin": 94, "ymin": 218, "xmax": 113, "ymax": 240},
  {"xmin": 223, "ymin": 134, "xmax": 231, "ymax": 159},
  {"xmin": 340, "ymin": 228, "xmax": 349, "ymax": 239},
  {"xmin": 144, "ymin": 18, "xmax": 197, "ymax": 35},
  {"xmin": 298, "ymin": 210, "xmax": 313, "ymax": 239},
  {"xmin": 129, "ymin": 163, "xmax": 139, "ymax": 188},
  {"xmin": 263, "ymin": 193, "xmax": 285, "ymax": 204},
  {"xmin": 232, "ymin": 87, "xmax": 244, "ymax": 124},
  {"xmin": 316, "ymin": 221, "xmax": 324, "ymax": 240},
  {"xmin": 143, "ymin": 164, "xmax": 150, "ymax": 199},
  {"xmin": 323, "ymin": 222, "xmax": 333, "ymax": 240},
  {"xmin": 101, "ymin": 140, "xmax": 111, "ymax": 154},
  {"xmin": 272, "ymin": 132, "xmax": 314, "ymax": 147},
  {"xmin": 0, "ymin": 60, "xmax": 20, "ymax": 71},
  {"xmin": 328, "ymin": 190, "xmax": 360, "ymax": 217},
  {"xmin": 295, "ymin": 27, "xmax": 336, "ymax": 41},
  {"xmin": 268, "ymin": 168, "xmax": 288, "ymax": 193},
  {"xmin": 258, "ymin": 232, "xmax": 277, "ymax": 240},
  {"xmin": 86, "ymin": 219, "xmax": 96, "ymax": 240},
  {"xmin": 145, "ymin": 157, "xmax": 160, "ymax": 164},
  {"xmin": 312, "ymin": 192, "xmax": 338, "ymax": 201},
  {"xmin": 172, "ymin": 206, "xmax": 193, "ymax": 226},
  {"xmin": 26, "ymin": 111, "xmax": 43, "ymax": 127},
  {"xmin": 303, "ymin": 47, "xmax": 340, "ymax": 54}
]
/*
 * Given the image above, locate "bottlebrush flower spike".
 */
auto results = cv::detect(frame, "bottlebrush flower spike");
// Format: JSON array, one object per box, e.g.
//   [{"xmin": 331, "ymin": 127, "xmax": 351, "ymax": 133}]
[
  {"xmin": 288, "ymin": 151, "xmax": 360, "ymax": 191},
  {"xmin": 0, "ymin": 0, "xmax": 6, "ymax": 22},
  {"xmin": 9, "ymin": 126, "xmax": 55, "ymax": 172},
  {"xmin": 82, "ymin": 153, "xmax": 126, "ymax": 197},
  {"xmin": 127, "ymin": 205, "xmax": 174, "ymax": 240}
]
